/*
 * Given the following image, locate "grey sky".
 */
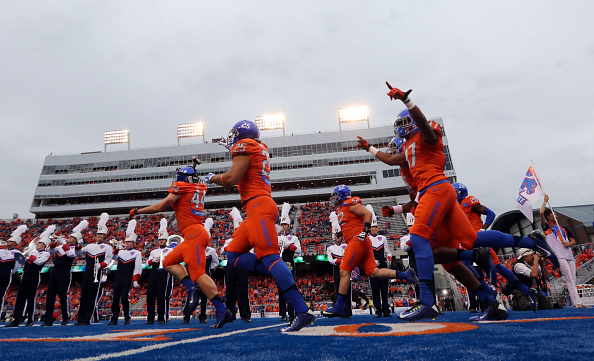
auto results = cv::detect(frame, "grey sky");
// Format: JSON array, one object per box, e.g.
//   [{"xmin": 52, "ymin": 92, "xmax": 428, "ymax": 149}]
[{"xmin": 1, "ymin": 1, "xmax": 593, "ymax": 220}]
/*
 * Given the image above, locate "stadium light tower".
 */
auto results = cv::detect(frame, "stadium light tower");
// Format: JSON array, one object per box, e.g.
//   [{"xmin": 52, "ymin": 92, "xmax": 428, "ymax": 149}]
[
  {"xmin": 177, "ymin": 122, "xmax": 205, "ymax": 145},
  {"xmin": 104, "ymin": 129, "xmax": 130, "ymax": 152},
  {"xmin": 255, "ymin": 114, "xmax": 285, "ymax": 136},
  {"xmin": 338, "ymin": 106, "xmax": 369, "ymax": 131}
]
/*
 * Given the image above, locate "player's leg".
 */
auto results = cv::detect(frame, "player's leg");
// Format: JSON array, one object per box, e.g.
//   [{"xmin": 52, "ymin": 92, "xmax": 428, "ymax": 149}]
[
  {"xmin": 249, "ymin": 197, "xmax": 313, "ymax": 331},
  {"xmin": 182, "ymin": 225, "xmax": 231, "ymax": 328},
  {"xmin": 324, "ymin": 240, "xmax": 365, "ymax": 317}
]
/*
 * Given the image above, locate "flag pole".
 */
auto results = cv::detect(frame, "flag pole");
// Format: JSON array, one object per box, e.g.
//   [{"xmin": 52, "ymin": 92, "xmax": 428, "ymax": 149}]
[{"xmin": 530, "ymin": 160, "xmax": 568, "ymax": 242}]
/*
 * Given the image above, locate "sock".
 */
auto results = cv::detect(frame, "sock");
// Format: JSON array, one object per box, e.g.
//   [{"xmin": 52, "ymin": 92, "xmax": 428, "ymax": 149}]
[
  {"xmin": 461, "ymin": 260, "xmax": 483, "ymax": 281},
  {"xmin": 209, "ymin": 295, "xmax": 226, "ymax": 314},
  {"xmin": 262, "ymin": 254, "xmax": 308, "ymax": 313},
  {"xmin": 410, "ymin": 234, "xmax": 435, "ymax": 306},
  {"xmin": 181, "ymin": 276, "xmax": 195, "ymax": 295},
  {"xmin": 473, "ymin": 283, "xmax": 497, "ymax": 305},
  {"xmin": 495, "ymin": 263, "xmax": 517, "ymax": 283},
  {"xmin": 334, "ymin": 293, "xmax": 346, "ymax": 311}
]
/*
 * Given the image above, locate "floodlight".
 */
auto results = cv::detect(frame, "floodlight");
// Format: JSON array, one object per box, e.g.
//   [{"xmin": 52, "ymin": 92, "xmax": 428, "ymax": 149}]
[
  {"xmin": 104, "ymin": 129, "xmax": 130, "ymax": 151},
  {"xmin": 255, "ymin": 114, "xmax": 285, "ymax": 136},
  {"xmin": 177, "ymin": 122, "xmax": 205, "ymax": 145},
  {"xmin": 338, "ymin": 106, "xmax": 369, "ymax": 123}
]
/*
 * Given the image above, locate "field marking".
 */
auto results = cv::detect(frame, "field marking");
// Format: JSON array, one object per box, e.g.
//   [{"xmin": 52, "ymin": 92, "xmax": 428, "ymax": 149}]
[
  {"xmin": 478, "ymin": 316, "xmax": 594, "ymax": 324},
  {"xmin": 70, "ymin": 324, "xmax": 280, "ymax": 361}
]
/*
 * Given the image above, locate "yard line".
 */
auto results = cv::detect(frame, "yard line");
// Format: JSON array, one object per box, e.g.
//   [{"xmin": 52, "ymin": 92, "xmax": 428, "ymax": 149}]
[{"xmin": 70, "ymin": 324, "xmax": 281, "ymax": 361}]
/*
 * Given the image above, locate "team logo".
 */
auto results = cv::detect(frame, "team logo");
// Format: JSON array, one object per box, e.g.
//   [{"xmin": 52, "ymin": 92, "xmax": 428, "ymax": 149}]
[
  {"xmin": 517, "ymin": 168, "xmax": 540, "ymax": 205},
  {"xmin": 0, "ymin": 329, "xmax": 198, "ymax": 343},
  {"xmin": 287, "ymin": 322, "xmax": 477, "ymax": 337}
]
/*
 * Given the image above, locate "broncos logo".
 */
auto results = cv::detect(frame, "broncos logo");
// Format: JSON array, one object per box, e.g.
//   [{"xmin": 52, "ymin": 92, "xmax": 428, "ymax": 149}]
[{"xmin": 520, "ymin": 170, "xmax": 538, "ymax": 195}]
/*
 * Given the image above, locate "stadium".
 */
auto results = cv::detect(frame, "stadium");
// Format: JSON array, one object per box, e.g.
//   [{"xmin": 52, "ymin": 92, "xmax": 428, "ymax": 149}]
[{"xmin": 1, "ymin": 112, "xmax": 594, "ymax": 360}]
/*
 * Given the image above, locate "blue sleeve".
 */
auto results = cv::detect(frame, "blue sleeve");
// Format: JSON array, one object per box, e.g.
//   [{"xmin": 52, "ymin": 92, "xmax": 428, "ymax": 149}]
[
  {"xmin": 563, "ymin": 226, "xmax": 574, "ymax": 239},
  {"xmin": 484, "ymin": 208, "xmax": 496, "ymax": 227}
]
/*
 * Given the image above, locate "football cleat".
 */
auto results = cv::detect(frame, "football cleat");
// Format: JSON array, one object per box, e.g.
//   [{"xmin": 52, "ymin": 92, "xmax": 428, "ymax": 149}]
[
  {"xmin": 399, "ymin": 304, "xmax": 439, "ymax": 322},
  {"xmin": 210, "ymin": 309, "xmax": 233, "ymax": 329},
  {"xmin": 528, "ymin": 230, "xmax": 560, "ymax": 268},
  {"xmin": 282, "ymin": 311, "xmax": 315, "ymax": 332},
  {"xmin": 321, "ymin": 304, "xmax": 345, "ymax": 318},
  {"xmin": 469, "ymin": 302, "xmax": 508, "ymax": 321}
]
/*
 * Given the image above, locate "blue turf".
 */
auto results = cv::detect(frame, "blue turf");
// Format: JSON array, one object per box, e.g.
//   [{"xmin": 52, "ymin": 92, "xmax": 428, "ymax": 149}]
[{"xmin": 0, "ymin": 308, "xmax": 593, "ymax": 361}]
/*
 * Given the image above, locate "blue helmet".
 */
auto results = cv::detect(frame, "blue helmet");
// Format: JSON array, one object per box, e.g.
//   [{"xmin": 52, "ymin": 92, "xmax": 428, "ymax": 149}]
[
  {"xmin": 227, "ymin": 120, "xmax": 260, "ymax": 149},
  {"xmin": 386, "ymin": 136, "xmax": 405, "ymax": 155},
  {"xmin": 330, "ymin": 185, "xmax": 351, "ymax": 206},
  {"xmin": 394, "ymin": 109, "xmax": 416, "ymax": 139},
  {"xmin": 452, "ymin": 183, "xmax": 468, "ymax": 201},
  {"xmin": 176, "ymin": 166, "xmax": 198, "ymax": 183}
]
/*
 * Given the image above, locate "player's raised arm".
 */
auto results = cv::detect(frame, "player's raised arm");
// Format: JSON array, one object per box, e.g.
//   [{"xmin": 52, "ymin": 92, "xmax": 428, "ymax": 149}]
[{"xmin": 386, "ymin": 81, "xmax": 437, "ymax": 146}]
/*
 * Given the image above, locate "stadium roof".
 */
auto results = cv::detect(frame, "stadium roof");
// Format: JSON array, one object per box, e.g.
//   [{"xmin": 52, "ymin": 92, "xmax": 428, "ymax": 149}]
[{"xmin": 553, "ymin": 204, "xmax": 594, "ymax": 227}]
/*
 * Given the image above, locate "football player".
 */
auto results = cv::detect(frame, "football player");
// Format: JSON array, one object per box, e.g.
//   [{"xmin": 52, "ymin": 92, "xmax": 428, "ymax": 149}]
[
  {"xmin": 321, "ymin": 185, "xmax": 417, "ymax": 319},
  {"xmin": 356, "ymin": 82, "xmax": 559, "ymax": 321},
  {"xmin": 131, "ymin": 160, "xmax": 232, "ymax": 329},
  {"xmin": 204, "ymin": 120, "xmax": 314, "ymax": 332}
]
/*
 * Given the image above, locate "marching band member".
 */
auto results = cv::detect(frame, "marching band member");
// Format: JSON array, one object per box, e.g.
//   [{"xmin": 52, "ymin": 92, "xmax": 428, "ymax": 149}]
[
  {"xmin": 367, "ymin": 205, "xmax": 393, "ymax": 318},
  {"xmin": 6, "ymin": 225, "xmax": 53, "ymax": 327},
  {"xmin": 145, "ymin": 219, "xmax": 173, "ymax": 324},
  {"xmin": 223, "ymin": 207, "xmax": 251, "ymax": 323},
  {"xmin": 277, "ymin": 203, "xmax": 301, "ymax": 323},
  {"xmin": 326, "ymin": 212, "xmax": 352, "ymax": 318},
  {"xmin": 0, "ymin": 225, "xmax": 26, "ymax": 322},
  {"xmin": 75, "ymin": 213, "xmax": 113, "ymax": 326},
  {"xmin": 43, "ymin": 220, "xmax": 87, "ymax": 326},
  {"xmin": 108, "ymin": 220, "xmax": 142, "ymax": 325}
]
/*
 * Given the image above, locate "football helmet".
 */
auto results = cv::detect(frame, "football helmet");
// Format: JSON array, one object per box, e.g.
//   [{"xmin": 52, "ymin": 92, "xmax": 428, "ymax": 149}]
[
  {"xmin": 394, "ymin": 109, "xmax": 416, "ymax": 139},
  {"xmin": 226, "ymin": 120, "xmax": 260, "ymax": 149},
  {"xmin": 452, "ymin": 183, "xmax": 468, "ymax": 201},
  {"xmin": 386, "ymin": 136, "xmax": 404, "ymax": 155},
  {"xmin": 176, "ymin": 166, "xmax": 198, "ymax": 183},
  {"xmin": 330, "ymin": 185, "xmax": 351, "ymax": 206}
]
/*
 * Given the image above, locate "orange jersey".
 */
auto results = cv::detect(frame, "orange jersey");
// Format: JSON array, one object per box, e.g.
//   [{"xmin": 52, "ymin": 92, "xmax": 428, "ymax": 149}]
[
  {"xmin": 400, "ymin": 163, "xmax": 418, "ymax": 199},
  {"xmin": 459, "ymin": 195, "xmax": 484, "ymax": 231},
  {"xmin": 231, "ymin": 138, "xmax": 272, "ymax": 203},
  {"xmin": 402, "ymin": 121, "xmax": 448, "ymax": 192},
  {"xmin": 168, "ymin": 181, "xmax": 206, "ymax": 234},
  {"xmin": 336, "ymin": 197, "xmax": 364, "ymax": 243}
]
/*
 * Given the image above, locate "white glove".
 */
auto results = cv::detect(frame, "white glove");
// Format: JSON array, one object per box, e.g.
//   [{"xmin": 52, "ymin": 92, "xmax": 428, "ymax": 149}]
[
  {"xmin": 94, "ymin": 262, "xmax": 102, "ymax": 270},
  {"xmin": 204, "ymin": 173, "xmax": 215, "ymax": 184},
  {"xmin": 133, "ymin": 281, "xmax": 139, "ymax": 288},
  {"xmin": 78, "ymin": 239, "xmax": 84, "ymax": 245},
  {"xmin": 101, "ymin": 275, "xmax": 107, "ymax": 283},
  {"xmin": 375, "ymin": 260, "xmax": 380, "ymax": 266},
  {"xmin": 218, "ymin": 136, "xmax": 229, "ymax": 149}
]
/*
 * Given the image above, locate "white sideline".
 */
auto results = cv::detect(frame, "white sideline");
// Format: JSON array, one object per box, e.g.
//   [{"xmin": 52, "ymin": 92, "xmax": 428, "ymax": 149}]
[{"xmin": 70, "ymin": 324, "xmax": 280, "ymax": 361}]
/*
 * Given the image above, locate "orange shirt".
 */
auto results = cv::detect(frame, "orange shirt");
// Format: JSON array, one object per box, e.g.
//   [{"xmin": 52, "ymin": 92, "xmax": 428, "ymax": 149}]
[
  {"xmin": 336, "ymin": 197, "xmax": 364, "ymax": 243},
  {"xmin": 400, "ymin": 163, "xmax": 418, "ymax": 199},
  {"xmin": 168, "ymin": 181, "xmax": 206, "ymax": 234},
  {"xmin": 459, "ymin": 195, "xmax": 483, "ymax": 231},
  {"xmin": 402, "ymin": 121, "xmax": 448, "ymax": 192},
  {"xmin": 231, "ymin": 138, "xmax": 272, "ymax": 203}
]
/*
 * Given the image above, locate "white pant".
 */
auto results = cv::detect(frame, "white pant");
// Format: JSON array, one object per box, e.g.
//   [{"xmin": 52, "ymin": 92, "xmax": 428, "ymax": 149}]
[{"xmin": 558, "ymin": 258, "xmax": 580, "ymax": 306}]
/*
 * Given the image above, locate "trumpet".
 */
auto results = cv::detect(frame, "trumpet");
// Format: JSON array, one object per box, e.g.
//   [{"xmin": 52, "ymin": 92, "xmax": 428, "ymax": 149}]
[
  {"xmin": 109, "ymin": 238, "xmax": 125, "ymax": 250},
  {"xmin": 22, "ymin": 239, "xmax": 39, "ymax": 258},
  {"xmin": 93, "ymin": 258, "xmax": 99, "ymax": 283},
  {"xmin": 50, "ymin": 234, "xmax": 67, "ymax": 245},
  {"xmin": 159, "ymin": 248, "xmax": 164, "ymax": 269}
]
